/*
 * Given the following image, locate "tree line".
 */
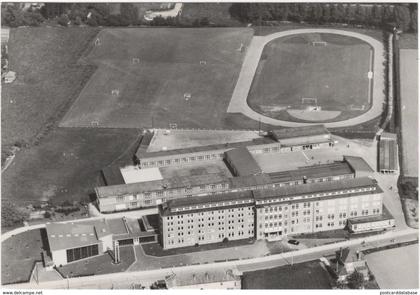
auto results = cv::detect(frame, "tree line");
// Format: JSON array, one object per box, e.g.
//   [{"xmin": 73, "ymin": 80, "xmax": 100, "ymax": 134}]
[
  {"xmin": 229, "ymin": 3, "xmax": 417, "ymax": 32},
  {"xmin": 1, "ymin": 3, "xmax": 417, "ymax": 32},
  {"xmin": 1, "ymin": 3, "xmax": 211, "ymax": 28}
]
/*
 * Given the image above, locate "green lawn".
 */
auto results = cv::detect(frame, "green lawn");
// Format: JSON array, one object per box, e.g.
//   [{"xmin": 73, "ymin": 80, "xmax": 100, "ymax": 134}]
[
  {"xmin": 60, "ymin": 27, "xmax": 258, "ymax": 129},
  {"xmin": 247, "ymin": 33, "xmax": 371, "ymax": 122},
  {"xmin": 1, "ymin": 229, "xmax": 45, "ymax": 285},
  {"xmin": 142, "ymin": 238, "xmax": 255, "ymax": 257},
  {"xmin": 1, "ymin": 27, "xmax": 98, "ymax": 150},
  {"xmin": 57, "ymin": 245, "xmax": 135, "ymax": 277},
  {"xmin": 399, "ymin": 34, "xmax": 418, "ymax": 49},
  {"xmin": 1, "ymin": 127, "xmax": 140, "ymax": 207},
  {"xmin": 242, "ymin": 260, "xmax": 332, "ymax": 289}
]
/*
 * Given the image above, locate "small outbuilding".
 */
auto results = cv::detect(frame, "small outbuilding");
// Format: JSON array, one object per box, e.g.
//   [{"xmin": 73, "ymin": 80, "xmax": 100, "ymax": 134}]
[{"xmin": 378, "ymin": 132, "xmax": 399, "ymax": 174}]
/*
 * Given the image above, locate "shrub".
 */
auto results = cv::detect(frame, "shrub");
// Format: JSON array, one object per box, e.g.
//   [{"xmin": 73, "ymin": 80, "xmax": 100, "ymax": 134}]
[
  {"xmin": 1, "ymin": 201, "xmax": 29, "ymax": 228},
  {"xmin": 57, "ymin": 14, "xmax": 70, "ymax": 26}
]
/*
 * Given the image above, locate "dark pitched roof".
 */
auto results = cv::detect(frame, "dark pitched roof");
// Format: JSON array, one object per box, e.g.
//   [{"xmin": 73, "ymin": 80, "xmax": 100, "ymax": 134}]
[
  {"xmin": 268, "ymin": 162, "xmax": 353, "ymax": 183},
  {"xmin": 270, "ymin": 125, "xmax": 330, "ymax": 141},
  {"xmin": 101, "ymin": 165, "xmax": 125, "ymax": 185},
  {"xmin": 224, "ymin": 147, "xmax": 262, "ymax": 176},
  {"xmin": 379, "ymin": 140, "xmax": 398, "ymax": 171},
  {"xmin": 252, "ymin": 177, "xmax": 380, "ymax": 202},
  {"xmin": 229, "ymin": 173, "xmax": 273, "ymax": 188},
  {"xmin": 160, "ymin": 190, "xmax": 254, "ymax": 216},
  {"xmin": 343, "ymin": 156, "xmax": 374, "ymax": 173},
  {"xmin": 135, "ymin": 131, "xmax": 155, "ymax": 158},
  {"xmin": 136, "ymin": 137, "xmax": 276, "ymax": 159},
  {"xmin": 96, "ymin": 173, "xmax": 227, "ymax": 198}
]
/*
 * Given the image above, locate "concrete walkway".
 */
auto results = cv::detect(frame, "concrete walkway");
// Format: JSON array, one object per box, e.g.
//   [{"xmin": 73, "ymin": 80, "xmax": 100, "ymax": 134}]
[{"xmin": 227, "ymin": 28, "xmax": 385, "ymax": 128}]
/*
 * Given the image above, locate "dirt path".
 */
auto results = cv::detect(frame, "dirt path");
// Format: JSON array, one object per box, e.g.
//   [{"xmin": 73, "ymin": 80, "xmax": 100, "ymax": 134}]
[{"xmin": 227, "ymin": 28, "xmax": 385, "ymax": 128}]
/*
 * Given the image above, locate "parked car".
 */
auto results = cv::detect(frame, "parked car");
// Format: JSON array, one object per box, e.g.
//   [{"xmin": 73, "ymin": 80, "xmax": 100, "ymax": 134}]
[{"xmin": 288, "ymin": 239, "xmax": 300, "ymax": 245}]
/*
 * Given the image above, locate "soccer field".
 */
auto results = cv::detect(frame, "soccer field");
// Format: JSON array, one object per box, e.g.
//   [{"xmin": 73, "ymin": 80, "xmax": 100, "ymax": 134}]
[
  {"xmin": 60, "ymin": 28, "xmax": 253, "ymax": 129},
  {"xmin": 247, "ymin": 33, "xmax": 372, "ymax": 122}
]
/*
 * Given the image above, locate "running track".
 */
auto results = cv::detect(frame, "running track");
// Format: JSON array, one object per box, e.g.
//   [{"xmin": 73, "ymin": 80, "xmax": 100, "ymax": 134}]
[{"xmin": 227, "ymin": 28, "xmax": 385, "ymax": 128}]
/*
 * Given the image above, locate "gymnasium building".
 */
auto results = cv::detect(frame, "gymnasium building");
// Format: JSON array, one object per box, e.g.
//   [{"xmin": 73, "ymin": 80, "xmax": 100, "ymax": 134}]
[{"xmin": 45, "ymin": 216, "xmax": 158, "ymax": 266}]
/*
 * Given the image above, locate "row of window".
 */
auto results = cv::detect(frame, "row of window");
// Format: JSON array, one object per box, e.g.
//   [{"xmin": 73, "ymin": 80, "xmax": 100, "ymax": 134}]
[
  {"xmin": 173, "ymin": 200, "xmax": 251, "ymax": 213},
  {"xmin": 257, "ymin": 186, "xmax": 376, "ymax": 205},
  {"xmin": 66, "ymin": 244, "xmax": 99, "ymax": 263},
  {"xmin": 142, "ymin": 153, "xmax": 223, "ymax": 168}
]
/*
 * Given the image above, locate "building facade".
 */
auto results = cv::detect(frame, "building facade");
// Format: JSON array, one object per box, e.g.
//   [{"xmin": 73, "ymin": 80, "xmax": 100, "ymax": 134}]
[
  {"xmin": 253, "ymin": 177, "xmax": 384, "ymax": 240},
  {"xmin": 96, "ymin": 157, "xmax": 370, "ymax": 213},
  {"xmin": 158, "ymin": 177, "xmax": 392, "ymax": 249},
  {"xmin": 159, "ymin": 191, "xmax": 255, "ymax": 249}
]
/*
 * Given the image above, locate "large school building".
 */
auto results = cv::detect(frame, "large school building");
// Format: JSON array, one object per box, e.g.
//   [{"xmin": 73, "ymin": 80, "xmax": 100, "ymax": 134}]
[
  {"xmin": 158, "ymin": 177, "xmax": 394, "ymax": 249},
  {"xmin": 95, "ymin": 155, "xmax": 370, "ymax": 212}
]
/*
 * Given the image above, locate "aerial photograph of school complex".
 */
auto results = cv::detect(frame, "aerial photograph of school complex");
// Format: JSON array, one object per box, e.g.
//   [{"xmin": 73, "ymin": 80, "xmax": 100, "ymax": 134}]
[{"xmin": 1, "ymin": 2, "xmax": 418, "ymax": 291}]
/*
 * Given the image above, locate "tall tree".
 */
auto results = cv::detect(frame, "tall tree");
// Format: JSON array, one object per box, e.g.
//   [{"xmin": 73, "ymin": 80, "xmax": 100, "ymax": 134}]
[
  {"xmin": 394, "ymin": 5, "xmax": 411, "ymax": 31},
  {"xmin": 120, "ymin": 3, "xmax": 138, "ymax": 25},
  {"xmin": 348, "ymin": 271, "xmax": 365, "ymax": 289}
]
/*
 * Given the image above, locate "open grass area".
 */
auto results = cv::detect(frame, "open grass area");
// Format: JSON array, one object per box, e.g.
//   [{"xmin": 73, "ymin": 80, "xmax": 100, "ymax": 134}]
[
  {"xmin": 247, "ymin": 33, "xmax": 371, "ymax": 122},
  {"xmin": 57, "ymin": 245, "xmax": 135, "ymax": 278},
  {"xmin": 1, "ymin": 128, "xmax": 140, "ymax": 207},
  {"xmin": 1, "ymin": 229, "xmax": 45, "ymax": 285},
  {"xmin": 60, "ymin": 27, "xmax": 255, "ymax": 129},
  {"xmin": 365, "ymin": 243, "xmax": 419, "ymax": 289},
  {"xmin": 1, "ymin": 27, "xmax": 98, "ymax": 153},
  {"xmin": 142, "ymin": 238, "xmax": 255, "ymax": 257},
  {"xmin": 399, "ymin": 34, "xmax": 418, "ymax": 49},
  {"xmin": 241, "ymin": 260, "xmax": 332, "ymax": 289}
]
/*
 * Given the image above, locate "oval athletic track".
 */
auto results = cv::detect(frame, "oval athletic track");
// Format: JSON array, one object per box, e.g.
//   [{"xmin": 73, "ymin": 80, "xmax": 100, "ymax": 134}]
[{"xmin": 227, "ymin": 28, "xmax": 385, "ymax": 128}]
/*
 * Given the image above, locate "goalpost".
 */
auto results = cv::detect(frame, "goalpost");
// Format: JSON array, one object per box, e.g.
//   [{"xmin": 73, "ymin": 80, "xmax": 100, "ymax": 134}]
[
  {"xmin": 301, "ymin": 97, "xmax": 318, "ymax": 106},
  {"xmin": 312, "ymin": 41, "xmax": 327, "ymax": 47}
]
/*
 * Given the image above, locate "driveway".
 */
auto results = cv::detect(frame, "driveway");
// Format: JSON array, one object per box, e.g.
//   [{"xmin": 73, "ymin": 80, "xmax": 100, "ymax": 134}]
[{"xmin": 227, "ymin": 28, "xmax": 385, "ymax": 128}]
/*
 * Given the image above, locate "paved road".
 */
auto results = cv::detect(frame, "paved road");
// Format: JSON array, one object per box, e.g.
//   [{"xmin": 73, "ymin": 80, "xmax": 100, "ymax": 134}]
[
  {"xmin": 227, "ymin": 28, "xmax": 385, "ymax": 128},
  {"xmin": 5, "ymin": 227, "xmax": 417, "ymax": 289}
]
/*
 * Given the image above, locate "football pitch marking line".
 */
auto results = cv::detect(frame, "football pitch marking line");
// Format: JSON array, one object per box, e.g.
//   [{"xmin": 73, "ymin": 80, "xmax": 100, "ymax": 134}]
[{"xmin": 227, "ymin": 28, "xmax": 385, "ymax": 128}]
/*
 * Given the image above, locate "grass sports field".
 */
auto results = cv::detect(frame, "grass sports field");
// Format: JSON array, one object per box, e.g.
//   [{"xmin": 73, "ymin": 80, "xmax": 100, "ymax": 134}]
[
  {"xmin": 60, "ymin": 28, "xmax": 254, "ymax": 129},
  {"xmin": 242, "ymin": 260, "xmax": 332, "ymax": 289},
  {"xmin": 1, "ymin": 27, "xmax": 98, "ymax": 151},
  {"xmin": 247, "ymin": 33, "xmax": 372, "ymax": 122},
  {"xmin": 365, "ymin": 244, "xmax": 419, "ymax": 289},
  {"xmin": 1, "ymin": 128, "xmax": 140, "ymax": 206}
]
